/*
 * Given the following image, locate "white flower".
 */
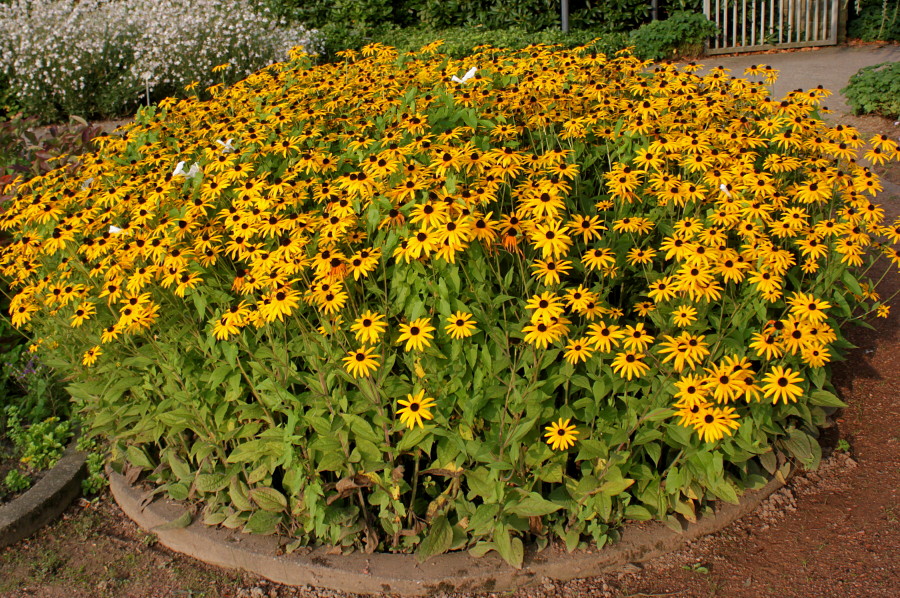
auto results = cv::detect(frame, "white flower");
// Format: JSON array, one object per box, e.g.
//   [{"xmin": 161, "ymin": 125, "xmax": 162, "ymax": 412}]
[
  {"xmin": 215, "ymin": 138, "xmax": 235, "ymax": 153},
  {"xmin": 451, "ymin": 66, "xmax": 477, "ymax": 84},
  {"xmin": 109, "ymin": 225, "xmax": 124, "ymax": 234}
]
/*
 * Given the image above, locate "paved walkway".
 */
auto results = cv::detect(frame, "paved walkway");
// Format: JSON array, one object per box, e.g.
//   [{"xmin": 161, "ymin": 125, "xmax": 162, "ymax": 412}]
[{"xmin": 694, "ymin": 44, "xmax": 900, "ymax": 115}]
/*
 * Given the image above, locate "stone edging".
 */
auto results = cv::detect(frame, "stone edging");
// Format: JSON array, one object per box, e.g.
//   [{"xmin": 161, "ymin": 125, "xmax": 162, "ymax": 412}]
[
  {"xmin": 0, "ymin": 443, "xmax": 86, "ymax": 549},
  {"xmin": 109, "ymin": 468, "xmax": 788, "ymax": 595}
]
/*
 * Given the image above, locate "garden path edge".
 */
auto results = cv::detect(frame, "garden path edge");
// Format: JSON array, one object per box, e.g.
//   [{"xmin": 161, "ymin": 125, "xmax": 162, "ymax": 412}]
[
  {"xmin": 109, "ymin": 467, "xmax": 789, "ymax": 595},
  {"xmin": 0, "ymin": 443, "xmax": 86, "ymax": 549}
]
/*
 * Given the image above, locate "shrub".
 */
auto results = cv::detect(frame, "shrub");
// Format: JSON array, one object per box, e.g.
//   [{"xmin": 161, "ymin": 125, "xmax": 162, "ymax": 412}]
[
  {"xmin": 629, "ymin": 10, "xmax": 718, "ymax": 61},
  {"xmin": 376, "ymin": 26, "xmax": 629, "ymax": 59},
  {"xmin": 847, "ymin": 0, "xmax": 900, "ymax": 42},
  {"xmin": 0, "ymin": 114, "xmax": 104, "ymax": 180},
  {"xmin": 842, "ymin": 61, "xmax": 900, "ymax": 120},
  {"xmin": 0, "ymin": 0, "xmax": 320, "ymax": 123},
  {"xmin": 1, "ymin": 44, "xmax": 898, "ymax": 564}
]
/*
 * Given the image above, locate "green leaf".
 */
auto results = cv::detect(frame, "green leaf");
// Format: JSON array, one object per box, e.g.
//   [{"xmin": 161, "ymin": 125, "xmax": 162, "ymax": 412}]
[
  {"xmin": 195, "ymin": 473, "xmax": 229, "ymax": 493},
  {"xmin": 416, "ymin": 515, "xmax": 453, "ymax": 562},
  {"xmin": 711, "ymin": 480, "xmax": 740, "ymax": 504},
  {"xmin": 126, "ymin": 445, "xmax": 154, "ymax": 470},
  {"xmin": 808, "ymin": 389, "xmax": 847, "ymax": 408},
  {"xmin": 154, "ymin": 510, "xmax": 192, "ymax": 531},
  {"xmin": 167, "ymin": 482, "xmax": 189, "ymax": 501},
  {"xmin": 493, "ymin": 523, "xmax": 524, "ymax": 569},
  {"xmin": 507, "ymin": 492, "xmax": 562, "ymax": 517},
  {"xmin": 203, "ymin": 511, "xmax": 228, "ymax": 526},
  {"xmin": 842, "ymin": 270, "xmax": 863, "ymax": 296},
  {"xmin": 599, "ymin": 478, "xmax": 634, "ymax": 497},
  {"xmin": 243, "ymin": 510, "xmax": 281, "ymax": 535},
  {"xmin": 229, "ymin": 478, "xmax": 253, "ymax": 511},
  {"xmin": 250, "ymin": 487, "xmax": 288, "ymax": 512},
  {"xmin": 623, "ymin": 504, "xmax": 652, "ymax": 521}
]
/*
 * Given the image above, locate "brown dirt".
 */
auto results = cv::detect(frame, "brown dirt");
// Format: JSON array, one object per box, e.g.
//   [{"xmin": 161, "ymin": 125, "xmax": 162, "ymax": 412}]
[{"xmin": 1, "ymin": 113, "xmax": 899, "ymax": 598}]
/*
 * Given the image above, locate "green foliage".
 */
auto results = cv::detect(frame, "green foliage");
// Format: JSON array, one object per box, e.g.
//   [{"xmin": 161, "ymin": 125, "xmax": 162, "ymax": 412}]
[
  {"xmin": 848, "ymin": 0, "xmax": 900, "ymax": 42},
  {"xmin": 5, "ymin": 42, "xmax": 892, "ymax": 565},
  {"xmin": 629, "ymin": 10, "xmax": 718, "ymax": 61},
  {"xmin": 3, "ymin": 468, "xmax": 30, "ymax": 493},
  {"xmin": 4, "ymin": 406, "xmax": 71, "ymax": 471},
  {"xmin": 271, "ymin": 0, "xmax": 648, "ymax": 60},
  {"xmin": 0, "ymin": 348, "xmax": 70, "ymax": 426},
  {"xmin": 77, "ymin": 435, "xmax": 109, "ymax": 495},
  {"xmin": 0, "ymin": 71, "xmax": 22, "ymax": 120},
  {"xmin": 842, "ymin": 61, "xmax": 900, "ymax": 119},
  {"xmin": 376, "ymin": 25, "xmax": 629, "ymax": 59}
]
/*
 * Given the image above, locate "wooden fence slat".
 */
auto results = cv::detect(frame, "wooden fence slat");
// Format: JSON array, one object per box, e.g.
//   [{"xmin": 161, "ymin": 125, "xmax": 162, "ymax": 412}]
[{"xmin": 704, "ymin": 0, "xmax": 839, "ymax": 54}]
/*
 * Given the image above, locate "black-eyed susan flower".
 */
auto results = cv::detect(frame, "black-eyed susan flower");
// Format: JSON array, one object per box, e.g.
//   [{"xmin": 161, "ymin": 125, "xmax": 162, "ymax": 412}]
[
  {"xmin": 563, "ymin": 337, "xmax": 593, "ymax": 365},
  {"xmin": 343, "ymin": 347, "xmax": 380, "ymax": 378},
  {"xmin": 70, "ymin": 302, "xmax": 95, "ymax": 327},
  {"xmin": 760, "ymin": 365, "xmax": 805, "ymax": 404},
  {"xmin": 397, "ymin": 318, "xmax": 435, "ymax": 352},
  {"xmin": 611, "ymin": 351, "xmax": 650, "ymax": 381},
  {"xmin": 445, "ymin": 311, "xmax": 476, "ymax": 339},
  {"xmin": 587, "ymin": 321, "xmax": 625, "ymax": 353},
  {"xmin": 622, "ymin": 322, "xmax": 654, "ymax": 352},
  {"xmin": 397, "ymin": 390, "xmax": 436, "ymax": 429},
  {"xmin": 703, "ymin": 360, "xmax": 747, "ymax": 403},
  {"xmin": 525, "ymin": 291, "xmax": 565, "ymax": 325},
  {"xmin": 544, "ymin": 418, "xmax": 578, "ymax": 450},
  {"xmin": 82, "ymin": 346, "xmax": 102, "ymax": 366},
  {"xmin": 749, "ymin": 331, "xmax": 784, "ymax": 360},
  {"xmin": 351, "ymin": 310, "xmax": 387, "ymax": 345},
  {"xmin": 787, "ymin": 292, "xmax": 831, "ymax": 324},
  {"xmin": 530, "ymin": 221, "xmax": 571, "ymax": 258},
  {"xmin": 522, "ymin": 321, "xmax": 559, "ymax": 349},
  {"xmin": 671, "ymin": 305, "xmax": 698, "ymax": 327},
  {"xmin": 692, "ymin": 406, "xmax": 741, "ymax": 442}
]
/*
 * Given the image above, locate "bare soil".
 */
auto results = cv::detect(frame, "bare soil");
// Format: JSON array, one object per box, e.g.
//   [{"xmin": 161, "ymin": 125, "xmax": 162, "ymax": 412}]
[{"xmin": 1, "ymin": 113, "xmax": 899, "ymax": 598}]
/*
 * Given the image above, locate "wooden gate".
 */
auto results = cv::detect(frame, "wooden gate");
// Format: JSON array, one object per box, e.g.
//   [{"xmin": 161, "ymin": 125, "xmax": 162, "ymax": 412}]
[{"xmin": 702, "ymin": 0, "xmax": 840, "ymax": 55}]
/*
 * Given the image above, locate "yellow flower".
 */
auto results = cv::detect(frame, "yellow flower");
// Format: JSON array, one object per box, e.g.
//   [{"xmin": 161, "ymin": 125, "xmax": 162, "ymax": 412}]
[
  {"xmin": 760, "ymin": 366, "xmax": 805, "ymax": 404},
  {"xmin": 343, "ymin": 347, "xmax": 380, "ymax": 378},
  {"xmin": 82, "ymin": 346, "xmax": 102, "ymax": 366},
  {"xmin": 351, "ymin": 310, "xmax": 387, "ymax": 344},
  {"xmin": 544, "ymin": 418, "xmax": 578, "ymax": 451},
  {"xmin": 563, "ymin": 337, "xmax": 593, "ymax": 364},
  {"xmin": 397, "ymin": 318, "xmax": 435, "ymax": 352},
  {"xmin": 692, "ymin": 406, "xmax": 741, "ymax": 442},
  {"xmin": 397, "ymin": 390, "xmax": 436, "ymax": 429},
  {"xmin": 445, "ymin": 311, "xmax": 477, "ymax": 339}
]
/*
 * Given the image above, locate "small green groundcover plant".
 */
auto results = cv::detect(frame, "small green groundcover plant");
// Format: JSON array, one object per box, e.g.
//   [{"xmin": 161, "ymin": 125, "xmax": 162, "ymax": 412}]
[
  {"xmin": 1, "ymin": 42, "xmax": 899, "ymax": 565},
  {"xmin": 0, "ymin": 406, "xmax": 72, "ymax": 499},
  {"xmin": 842, "ymin": 61, "xmax": 900, "ymax": 120}
]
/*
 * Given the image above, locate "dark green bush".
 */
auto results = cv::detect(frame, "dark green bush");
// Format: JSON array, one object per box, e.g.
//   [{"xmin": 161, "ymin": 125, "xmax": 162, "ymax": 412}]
[
  {"xmin": 848, "ymin": 0, "xmax": 900, "ymax": 42},
  {"xmin": 375, "ymin": 25, "xmax": 629, "ymax": 59},
  {"xmin": 267, "ymin": 0, "xmax": 650, "ymax": 60},
  {"xmin": 842, "ymin": 61, "xmax": 900, "ymax": 119},
  {"xmin": 629, "ymin": 10, "xmax": 718, "ymax": 61}
]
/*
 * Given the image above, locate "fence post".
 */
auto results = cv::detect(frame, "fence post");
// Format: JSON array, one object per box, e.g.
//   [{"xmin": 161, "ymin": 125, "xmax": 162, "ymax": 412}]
[{"xmin": 561, "ymin": 0, "xmax": 569, "ymax": 32}]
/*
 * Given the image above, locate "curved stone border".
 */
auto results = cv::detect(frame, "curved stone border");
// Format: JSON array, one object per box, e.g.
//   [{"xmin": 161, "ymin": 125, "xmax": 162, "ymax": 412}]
[
  {"xmin": 110, "ymin": 467, "xmax": 789, "ymax": 595},
  {"xmin": 0, "ymin": 443, "xmax": 86, "ymax": 548}
]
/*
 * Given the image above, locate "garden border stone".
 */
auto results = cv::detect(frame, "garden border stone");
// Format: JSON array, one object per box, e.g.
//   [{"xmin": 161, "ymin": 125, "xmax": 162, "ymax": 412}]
[
  {"xmin": 109, "ymin": 467, "xmax": 789, "ymax": 595},
  {"xmin": 0, "ymin": 443, "xmax": 86, "ymax": 548}
]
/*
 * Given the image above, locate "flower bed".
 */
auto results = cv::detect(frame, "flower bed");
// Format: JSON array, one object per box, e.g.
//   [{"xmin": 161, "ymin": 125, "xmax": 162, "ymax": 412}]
[
  {"xmin": 1, "ymin": 42, "xmax": 897, "ymax": 566},
  {"xmin": 0, "ymin": 0, "xmax": 320, "ymax": 122}
]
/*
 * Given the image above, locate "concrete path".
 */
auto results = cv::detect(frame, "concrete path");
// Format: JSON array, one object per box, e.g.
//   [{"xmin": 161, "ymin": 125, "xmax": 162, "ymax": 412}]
[{"xmin": 695, "ymin": 45, "xmax": 900, "ymax": 115}]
